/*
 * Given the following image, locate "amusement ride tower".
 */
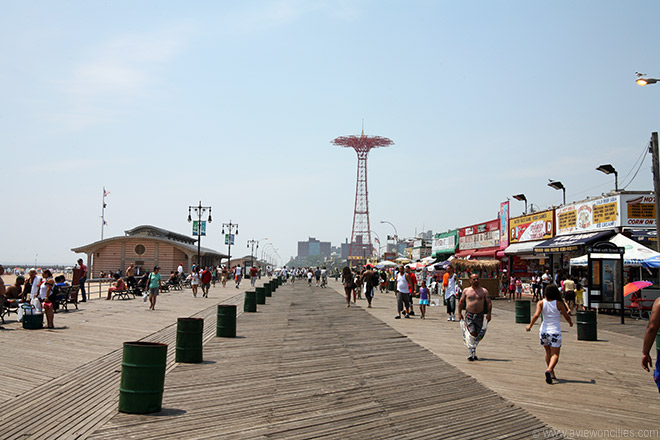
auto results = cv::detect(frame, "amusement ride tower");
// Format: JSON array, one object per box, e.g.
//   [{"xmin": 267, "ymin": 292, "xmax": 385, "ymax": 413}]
[{"xmin": 332, "ymin": 129, "xmax": 394, "ymax": 266}]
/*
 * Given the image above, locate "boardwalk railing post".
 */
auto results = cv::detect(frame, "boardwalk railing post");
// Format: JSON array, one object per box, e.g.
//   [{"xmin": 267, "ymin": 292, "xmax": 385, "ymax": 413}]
[{"xmin": 119, "ymin": 341, "xmax": 167, "ymax": 414}]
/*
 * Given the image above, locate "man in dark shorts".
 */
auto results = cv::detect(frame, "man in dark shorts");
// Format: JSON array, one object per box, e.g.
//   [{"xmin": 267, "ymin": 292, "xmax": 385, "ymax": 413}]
[
  {"xmin": 458, "ymin": 274, "xmax": 492, "ymax": 361},
  {"xmin": 200, "ymin": 266, "xmax": 212, "ymax": 298}
]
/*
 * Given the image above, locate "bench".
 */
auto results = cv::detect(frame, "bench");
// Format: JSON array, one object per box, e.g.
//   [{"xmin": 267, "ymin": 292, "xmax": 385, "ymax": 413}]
[
  {"xmin": 159, "ymin": 284, "xmax": 170, "ymax": 293},
  {"xmin": 111, "ymin": 288, "xmax": 137, "ymax": 300},
  {"xmin": 625, "ymin": 303, "xmax": 653, "ymax": 320},
  {"xmin": 53, "ymin": 285, "xmax": 79, "ymax": 312}
]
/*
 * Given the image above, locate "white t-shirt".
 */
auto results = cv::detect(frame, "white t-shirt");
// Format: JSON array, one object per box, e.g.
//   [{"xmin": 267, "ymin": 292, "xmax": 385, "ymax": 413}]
[
  {"xmin": 235, "ymin": 266, "xmax": 242, "ymax": 276},
  {"xmin": 444, "ymin": 274, "xmax": 458, "ymax": 299},
  {"xmin": 177, "ymin": 265, "xmax": 183, "ymax": 274},
  {"xmin": 30, "ymin": 275, "xmax": 43, "ymax": 299}
]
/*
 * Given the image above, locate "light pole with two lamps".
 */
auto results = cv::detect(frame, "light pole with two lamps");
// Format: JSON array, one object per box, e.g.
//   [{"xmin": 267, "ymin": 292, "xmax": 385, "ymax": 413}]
[
  {"xmin": 188, "ymin": 201, "xmax": 212, "ymax": 267},
  {"xmin": 222, "ymin": 221, "xmax": 238, "ymax": 272}
]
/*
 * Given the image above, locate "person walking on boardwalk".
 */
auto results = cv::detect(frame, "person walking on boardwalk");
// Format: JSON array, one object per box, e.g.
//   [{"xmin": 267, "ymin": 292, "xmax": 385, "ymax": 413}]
[
  {"xmin": 418, "ymin": 282, "xmax": 430, "ymax": 319},
  {"xmin": 395, "ymin": 266, "xmax": 413, "ymax": 319},
  {"xmin": 443, "ymin": 265, "xmax": 459, "ymax": 321},
  {"xmin": 235, "ymin": 265, "xmax": 243, "ymax": 288},
  {"xmin": 458, "ymin": 274, "xmax": 492, "ymax": 361},
  {"xmin": 341, "ymin": 266, "xmax": 355, "ymax": 307},
  {"xmin": 362, "ymin": 265, "xmax": 375, "ymax": 308},
  {"xmin": 221, "ymin": 266, "xmax": 228, "ymax": 287},
  {"xmin": 146, "ymin": 266, "xmax": 162, "ymax": 310},
  {"xmin": 641, "ymin": 296, "xmax": 660, "ymax": 393},
  {"xmin": 526, "ymin": 284, "xmax": 573, "ymax": 383},
  {"xmin": 201, "ymin": 266, "xmax": 212, "ymax": 298}
]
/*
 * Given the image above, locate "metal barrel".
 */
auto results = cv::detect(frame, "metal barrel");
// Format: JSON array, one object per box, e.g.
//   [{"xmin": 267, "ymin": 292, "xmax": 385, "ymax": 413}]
[
  {"xmin": 388, "ymin": 280, "xmax": 395, "ymax": 292},
  {"xmin": 119, "ymin": 341, "xmax": 168, "ymax": 414},
  {"xmin": 270, "ymin": 280, "xmax": 277, "ymax": 292},
  {"xmin": 244, "ymin": 291, "xmax": 257, "ymax": 312},
  {"xmin": 264, "ymin": 282, "xmax": 272, "ymax": 297},
  {"xmin": 255, "ymin": 287, "xmax": 266, "ymax": 305},
  {"xmin": 576, "ymin": 310, "xmax": 597, "ymax": 341},
  {"xmin": 216, "ymin": 304, "xmax": 237, "ymax": 338},
  {"xmin": 175, "ymin": 317, "xmax": 204, "ymax": 363},
  {"xmin": 515, "ymin": 300, "xmax": 531, "ymax": 324}
]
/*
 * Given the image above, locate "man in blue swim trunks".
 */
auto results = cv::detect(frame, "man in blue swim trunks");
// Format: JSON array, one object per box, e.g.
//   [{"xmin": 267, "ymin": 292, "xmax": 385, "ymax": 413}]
[{"xmin": 641, "ymin": 296, "xmax": 660, "ymax": 393}]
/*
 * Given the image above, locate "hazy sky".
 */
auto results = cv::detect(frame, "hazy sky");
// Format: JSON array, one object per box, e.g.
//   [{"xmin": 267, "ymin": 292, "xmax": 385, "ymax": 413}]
[{"xmin": 2, "ymin": 0, "xmax": 660, "ymax": 266}]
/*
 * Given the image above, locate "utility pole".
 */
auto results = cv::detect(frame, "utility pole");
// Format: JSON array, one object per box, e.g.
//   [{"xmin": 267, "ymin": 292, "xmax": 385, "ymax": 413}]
[{"xmin": 651, "ymin": 132, "xmax": 660, "ymax": 252}]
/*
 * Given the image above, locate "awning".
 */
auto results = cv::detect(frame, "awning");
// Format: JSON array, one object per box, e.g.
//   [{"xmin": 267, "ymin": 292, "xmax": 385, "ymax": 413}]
[
  {"xmin": 626, "ymin": 228, "xmax": 657, "ymax": 245},
  {"xmin": 570, "ymin": 233, "xmax": 660, "ymax": 267},
  {"xmin": 533, "ymin": 230, "xmax": 614, "ymax": 254},
  {"xmin": 455, "ymin": 248, "xmax": 499, "ymax": 259},
  {"xmin": 432, "ymin": 249, "xmax": 455, "ymax": 258},
  {"xmin": 504, "ymin": 240, "xmax": 547, "ymax": 255}
]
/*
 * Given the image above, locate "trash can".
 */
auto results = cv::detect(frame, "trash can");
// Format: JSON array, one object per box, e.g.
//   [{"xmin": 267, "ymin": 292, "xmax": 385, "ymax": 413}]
[
  {"xmin": 119, "ymin": 341, "xmax": 168, "ymax": 414},
  {"xmin": 270, "ymin": 280, "xmax": 277, "ymax": 292},
  {"xmin": 244, "ymin": 291, "xmax": 257, "ymax": 313},
  {"xmin": 22, "ymin": 312, "xmax": 43, "ymax": 330},
  {"xmin": 515, "ymin": 300, "xmax": 531, "ymax": 324},
  {"xmin": 255, "ymin": 287, "xmax": 266, "ymax": 305},
  {"xmin": 577, "ymin": 310, "xmax": 597, "ymax": 341},
  {"xmin": 175, "ymin": 317, "xmax": 203, "ymax": 363},
  {"xmin": 388, "ymin": 280, "xmax": 395, "ymax": 292},
  {"xmin": 216, "ymin": 304, "xmax": 236, "ymax": 338},
  {"xmin": 264, "ymin": 282, "xmax": 272, "ymax": 297}
]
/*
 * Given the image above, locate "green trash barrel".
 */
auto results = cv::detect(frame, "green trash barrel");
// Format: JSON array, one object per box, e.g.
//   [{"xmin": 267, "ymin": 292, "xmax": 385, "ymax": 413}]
[
  {"xmin": 270, "ymin": 280, "xmax": 277, "ymax": 292},
  {"xmin": 119, "ymin": 341, "xmax": 167, "ymax": 414},
  {"xmin": 388, "ymin": 280, "xmax": 395, "ymax": 291},
  {"xmin": 216, "ymin": 304, "xmax": 236, "ymax": 338},
  {"xmin": 264, "ymin": 282, "xmax": 272, "ymax": 297},
  {"xmin": 515, "ymin": 301, "xmax": 531, "ymax": 324},
  {"xmin": 244, "ymin": 291, "xmax": 257, "ymax": 313},
  {"xmin": 278, "ymin": 277, "xmax": 282, "ymax": 286},
  {"xmin": 175, "ymin": 317, "xmax": 203, "ymax": 363},
  {"xmin": 22, "ymin": 313, "xmax": 43, "ymax": 330},
  {"xmin": 577, "ymin": 310, "xmax": 597, "ymax": 341},
  {"xmin": 256, "ymin": 287, "xmax": 266, "ymax": 305}
]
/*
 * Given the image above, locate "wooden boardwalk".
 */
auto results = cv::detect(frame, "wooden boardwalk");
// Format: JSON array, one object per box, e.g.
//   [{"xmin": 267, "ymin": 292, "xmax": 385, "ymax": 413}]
[{"xmin": 85, "ymin": 282, "xmax": 557, "ymax": 440}]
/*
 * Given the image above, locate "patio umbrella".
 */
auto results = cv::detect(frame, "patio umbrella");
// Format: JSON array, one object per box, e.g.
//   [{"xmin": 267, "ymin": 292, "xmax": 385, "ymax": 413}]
[
  {"xmin": 623, "ymin": 281, "xmax": 654, "ymax": 297},
  {"xmin": 375, "ymin": 260, "xmax": 397, "ymax": 269},
  {"xmin": 407, "ymin": 262, "xmax": 425, "ymax": 270}
]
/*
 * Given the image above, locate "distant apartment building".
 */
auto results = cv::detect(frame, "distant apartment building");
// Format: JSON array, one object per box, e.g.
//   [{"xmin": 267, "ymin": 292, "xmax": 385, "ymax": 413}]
[{"xmin": 297, "ymin": 237, "xmax": 331, "ymax": 258}]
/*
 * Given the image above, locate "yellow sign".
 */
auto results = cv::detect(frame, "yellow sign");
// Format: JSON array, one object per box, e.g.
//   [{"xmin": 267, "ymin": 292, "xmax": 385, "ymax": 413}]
[
  {"xmin": 593, "ymin": 201, "xmax": 617, "ymax": 224},
  {"xmin": 509, "ymin": 210, "xmax": 554, "ymax": 243}
]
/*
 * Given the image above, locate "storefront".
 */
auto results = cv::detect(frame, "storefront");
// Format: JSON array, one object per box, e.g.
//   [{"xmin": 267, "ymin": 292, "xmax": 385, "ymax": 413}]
[
  {"xmin": 431, "ymin": 229, "xmax": 458, "ymax": 261},
  {"xmin": 533, "ymin": 192, "xmax": 656, "ymax": 275},
  {"xmin": 455, "ymin": 219, "xmax": 500, "ymax": 260},
  {"xmin": 503, "ymin": 209, "xmax": 555, "ymax": 280}
]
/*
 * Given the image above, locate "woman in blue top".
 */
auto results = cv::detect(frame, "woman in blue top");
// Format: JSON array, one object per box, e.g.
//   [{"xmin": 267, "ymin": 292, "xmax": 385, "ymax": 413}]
[
  {"xmin": 418, "ymin": 284, "xmax": 430, "ymax": 319},
  {"xmin": 147, "ymin": 266, "xmax": 162, "ymax": 310}
]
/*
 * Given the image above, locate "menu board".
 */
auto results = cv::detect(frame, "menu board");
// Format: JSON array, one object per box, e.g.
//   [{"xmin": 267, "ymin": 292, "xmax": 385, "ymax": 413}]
[
  {"xmin": 555, "ymin": 196, "xmax": 618, "ymax": 235},
  {"xmin": 509, "ymin": 210, "xmax": 554, "ymax": 243},
  {"xmin": 621, "ymin": 194, "xmax": 656, "ymax": 227}
]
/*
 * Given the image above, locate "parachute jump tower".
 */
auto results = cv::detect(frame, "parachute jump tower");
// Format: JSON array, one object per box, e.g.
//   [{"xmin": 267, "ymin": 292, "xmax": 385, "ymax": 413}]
[{"xmin": 332, "ymin": 129, "xmax": 394, "ymax": 267}]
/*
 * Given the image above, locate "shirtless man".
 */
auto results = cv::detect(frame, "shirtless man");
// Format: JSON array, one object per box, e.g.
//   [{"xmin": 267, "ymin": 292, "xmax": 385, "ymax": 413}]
[
  {"xmin": 458, "ymin": 273, "xmax": 492, "ymax": 361},
  {"xmin": 641, "ymin": 296, "xmax": 660, "ymax": 394}
]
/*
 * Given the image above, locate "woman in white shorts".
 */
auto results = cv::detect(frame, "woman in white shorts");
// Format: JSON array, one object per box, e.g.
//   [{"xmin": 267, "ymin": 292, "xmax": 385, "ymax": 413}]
[{"xmin": 526, "ymin": 284, "xmax": 573, "ymax": 384}]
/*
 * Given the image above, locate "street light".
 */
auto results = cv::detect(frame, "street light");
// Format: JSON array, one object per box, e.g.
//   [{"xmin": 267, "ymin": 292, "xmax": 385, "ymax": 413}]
[
  {"xmin": 512, "ymin": 194, "xmax": 528, "ymax": 214},
  {"xmin": 636, "ymin": 73, "xmax": 659, "ymax": 86},
  {"xmin": 221, "ymin": 221, "xmax": 238, "ymax": 271},
  {"xmin": 187, "ymin": 201, "xmax": 212, "ymax": 267},
  {"xmin": 370, "ymin": 230, "xmax": 382, "ymax": 259},
  {"xmin": 380, "ymin": 220, "xmax": 398, "ymax": 254},
  {"xmin": 547, "ymin": 180, "xmax": 566, "ymax": 205},
  {"xmin": 596, "ymin": 164, "xmax": 619, "ymax": 191},
  {"xmin": 247, "ymin": 239, "xmax": 260, "ymax": 269}
]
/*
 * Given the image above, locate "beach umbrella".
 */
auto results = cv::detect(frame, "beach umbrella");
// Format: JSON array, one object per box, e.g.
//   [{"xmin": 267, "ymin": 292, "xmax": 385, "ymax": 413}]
[
  {"xmin": 407, "ymin": 262, "xmax": 425, "ymax": 270},
  {"xmin": 623, "ymin": 281, "xmax": 653, "ymax": 297}
]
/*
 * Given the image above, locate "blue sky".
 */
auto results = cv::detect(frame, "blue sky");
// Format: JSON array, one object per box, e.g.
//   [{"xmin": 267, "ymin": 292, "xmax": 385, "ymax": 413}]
[{"xmin": 2, "ymin": 0, "xmax": 659, "ymax": 266}]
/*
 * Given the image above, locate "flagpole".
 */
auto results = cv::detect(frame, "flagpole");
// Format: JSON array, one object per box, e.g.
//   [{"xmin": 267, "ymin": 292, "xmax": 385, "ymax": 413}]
[{"xmin": 101, "ymin": 187, "xmax": 106, "ymax": 240}]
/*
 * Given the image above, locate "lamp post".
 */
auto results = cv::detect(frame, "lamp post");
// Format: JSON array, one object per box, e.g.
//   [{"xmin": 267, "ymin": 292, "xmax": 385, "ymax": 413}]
[
  {"xmin": 222, "ymin": 221, "xmax": 238, "ymax": 271},
  {"xmin": 247, "ymin": 239, "xmax": 259, "ymax": 269},
  {"xmin": 188, "ymin": 201, "xmax": 212, "ymax": 267},
  {"xmin": 512, "ymin": 194, "xmax": 528, "ymax": 215},
  {"xmin": 596, "ymin": 164, "xmax": 618, "ymax": 191},
  {"xmin": 634, "ymin": 76, "xmax": 660, "ymax": 251},
  {"xmin": 547, "ymin": 180, "xmax": 566, "ymax": 205},
  {"xmin": 380, "ymin": 220, "xmax": 398, "ymax": 255}
]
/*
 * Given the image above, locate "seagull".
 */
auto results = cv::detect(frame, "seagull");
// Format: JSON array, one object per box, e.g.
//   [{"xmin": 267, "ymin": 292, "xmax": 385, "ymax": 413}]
[{"xmin": 636, "ymin": 72, "xmax": 646, "ymax": 78}]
